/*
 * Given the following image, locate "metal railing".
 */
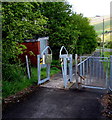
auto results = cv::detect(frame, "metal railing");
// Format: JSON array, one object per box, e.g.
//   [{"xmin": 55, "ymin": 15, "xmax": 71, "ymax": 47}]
[{"xmin": 77, "ymin": 55, "xmax": 110, "ymax": 90}]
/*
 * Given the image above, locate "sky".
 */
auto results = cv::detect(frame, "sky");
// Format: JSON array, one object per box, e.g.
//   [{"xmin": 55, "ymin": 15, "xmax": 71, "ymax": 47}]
[{"xmin": 67, "ymin": 0, "xmax": 112, "ymax": 17}]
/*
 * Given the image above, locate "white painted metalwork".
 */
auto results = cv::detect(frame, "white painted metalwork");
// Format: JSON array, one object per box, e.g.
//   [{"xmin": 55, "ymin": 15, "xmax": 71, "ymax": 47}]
[
  {"xmin": 37, "ymin": 46, "xmax": 52, "ymax": 85},
  {"xmin": 25, "ymin": 55, "xmax": 31, "ymax": 79},
  {"xmin": 77, "ymin": 55, "xmax": 110, "ymax": 90},
  {"xmin": 59, "ymin": 46, "xmax": 73, "ymax": 88}
]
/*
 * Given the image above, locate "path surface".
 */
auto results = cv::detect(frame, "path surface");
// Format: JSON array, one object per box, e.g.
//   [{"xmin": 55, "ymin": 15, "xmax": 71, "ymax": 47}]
[{"xmin": 3, "ymin": 86, "xmax": 105, "ymax": 118}]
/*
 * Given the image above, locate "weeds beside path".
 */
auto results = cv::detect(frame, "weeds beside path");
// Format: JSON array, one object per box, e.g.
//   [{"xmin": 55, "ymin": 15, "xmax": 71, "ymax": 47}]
[{"xmin": 3, "ymin": 66, "xmax": 61, "ymax": 98}]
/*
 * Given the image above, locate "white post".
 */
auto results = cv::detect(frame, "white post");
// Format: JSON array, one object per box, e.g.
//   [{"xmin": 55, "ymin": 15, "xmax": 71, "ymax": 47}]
[
  {"xmin": 109, "ymin": 56, "xmax": 112, "ymax": 91},
  {"xmin": 37, "ymin": 55, "xmax": 41, "ymax": 84},
  {"xmin": 25, "ymin": 55, "xmax": 31, "ymax": 79}
]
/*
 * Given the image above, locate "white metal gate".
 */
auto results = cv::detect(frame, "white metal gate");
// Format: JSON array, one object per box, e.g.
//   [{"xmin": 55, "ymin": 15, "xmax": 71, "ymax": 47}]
[{"xmin": 77, "ymin": 56, "xmax": 112, "ymax": 90}]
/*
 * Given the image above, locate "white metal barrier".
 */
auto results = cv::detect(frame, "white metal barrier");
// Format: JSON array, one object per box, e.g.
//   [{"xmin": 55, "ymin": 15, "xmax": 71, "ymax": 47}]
[
  {"xmin": 59, "ymin": 46, "xmax": 73, "ymax": 88},
  {"xmin": 37, "ymin": 46, "xmax": 52, "ymax": 85}
]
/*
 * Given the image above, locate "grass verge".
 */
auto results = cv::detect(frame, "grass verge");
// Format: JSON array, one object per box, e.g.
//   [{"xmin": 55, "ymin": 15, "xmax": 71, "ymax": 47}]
[{"xmin": 3, "ymin": 66, "xmax": 60, "ymax": 98}]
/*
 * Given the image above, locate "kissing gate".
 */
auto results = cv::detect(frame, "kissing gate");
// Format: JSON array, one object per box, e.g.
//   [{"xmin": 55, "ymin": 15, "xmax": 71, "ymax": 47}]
[{"xmin": 36, "ymin": 46, "xmax": 112, "ymax": 91}]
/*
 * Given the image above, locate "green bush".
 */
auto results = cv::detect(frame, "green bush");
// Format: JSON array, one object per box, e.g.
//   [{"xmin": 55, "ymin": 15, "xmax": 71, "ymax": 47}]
[
  {"xmin": 2, "ymin": 66, "xmax": 60, "ymax": 98},
  {"xmin": 2, "ymin": 63, "xmax": 26, "ymax": 82},
  {"xmin": 2, "ymin": 2, "xmax": 48, "ymax": 82}
]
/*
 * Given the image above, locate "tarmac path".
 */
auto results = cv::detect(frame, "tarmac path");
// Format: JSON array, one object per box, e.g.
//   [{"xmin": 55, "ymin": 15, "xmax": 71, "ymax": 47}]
[{"xmin": 3, "ymin": 86, "xmax": 105, "ymax": 118}]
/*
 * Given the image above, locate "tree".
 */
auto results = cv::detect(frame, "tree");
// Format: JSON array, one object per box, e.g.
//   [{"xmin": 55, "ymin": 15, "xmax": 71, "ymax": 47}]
[
  {"xmin": 70, "ymin": 14, "xmax": 97, "ymax": 54},
  {"xmin": 39, "ymin": 2, "xmax": 97, "ymax": 58},
  {"xmin": 2, "ymin": 2, "xmax": 47, "ymax": 62},
  {"xmin": 39, "ymin": 2, "xmax": 79, "ymax": 58},
  {"xmin": 2, "ymin": 2, "xmax": 47, "ymax": 81}
]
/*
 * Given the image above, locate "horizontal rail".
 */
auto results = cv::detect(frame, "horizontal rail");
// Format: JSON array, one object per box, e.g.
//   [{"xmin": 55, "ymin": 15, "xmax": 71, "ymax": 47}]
[
  {"xmin": 78, "ymin": 56, "xmax": 109, "ymax": 67},
  {"xmin": 90, "ymin": 57, "xmax": 109, "ymax": 59},
  {"xmin": 99, "ymin": 60, "xmax": 110, "ymax": 62},
  {"xmin": 78, "ymin": 56, "xmax": 90, "ymax": 66},
  {"xmin": 80, "ymin": 56, "xmax": 89, "ymax": 58},
  {"xmin": 82, "ymin": 85, "xmax": 106, "ymax": 90}
]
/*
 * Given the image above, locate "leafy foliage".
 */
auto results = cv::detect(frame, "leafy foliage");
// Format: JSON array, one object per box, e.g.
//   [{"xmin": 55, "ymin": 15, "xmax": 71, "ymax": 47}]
[
  {"xmin": 2, "ymin": 2, "xmax": 98, "ymax": 82},
  {"xmin": 2, "ymin": 2, "xmax": 47, "ymax": 81},
  {"xmin": 71, "ymin": 14, "xmax": 98, "ymax": 54},
  {"xmin": 39, "ymin": 2, "xmax": 97, "ymax": 58}
]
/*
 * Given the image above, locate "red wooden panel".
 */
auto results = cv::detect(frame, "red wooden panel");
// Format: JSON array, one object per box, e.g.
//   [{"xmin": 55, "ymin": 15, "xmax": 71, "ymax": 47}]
[{"xmin": 19, "ymin": 41, "xmax": 40, "ymax": 66}]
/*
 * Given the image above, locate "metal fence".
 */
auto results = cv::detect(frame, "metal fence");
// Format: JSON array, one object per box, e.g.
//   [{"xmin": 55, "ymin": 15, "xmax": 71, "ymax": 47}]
[
  {"xmin": 109, "ymin": 56, "xmax": 112, "ymax": 91},
  {"xmin": 77, "ymin": 56, "xmax": 112, "ymax": 90}
]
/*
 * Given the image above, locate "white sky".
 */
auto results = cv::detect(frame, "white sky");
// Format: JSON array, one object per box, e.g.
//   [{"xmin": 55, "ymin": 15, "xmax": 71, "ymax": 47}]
[{"xmin": 67, "ymin": 0, "xmax": 112, "ymax": 17}]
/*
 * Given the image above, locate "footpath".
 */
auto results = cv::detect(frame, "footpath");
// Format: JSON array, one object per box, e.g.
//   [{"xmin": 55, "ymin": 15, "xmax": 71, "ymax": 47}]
[{"xmin": 3, "ymin": 72, "xmax": 106, "ymax": 119}]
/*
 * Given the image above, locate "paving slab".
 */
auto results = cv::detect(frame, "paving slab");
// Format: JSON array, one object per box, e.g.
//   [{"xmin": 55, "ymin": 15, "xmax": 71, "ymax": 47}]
[{"xmin": 41, "ymin": 72, "xmax": 77, "ymax": 89}]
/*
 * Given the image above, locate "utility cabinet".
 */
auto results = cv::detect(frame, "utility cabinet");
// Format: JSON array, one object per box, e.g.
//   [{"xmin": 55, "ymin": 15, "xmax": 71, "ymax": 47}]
[{"xmin": 19, "ymin": 37, "xmax": 49, "ymax": 66}]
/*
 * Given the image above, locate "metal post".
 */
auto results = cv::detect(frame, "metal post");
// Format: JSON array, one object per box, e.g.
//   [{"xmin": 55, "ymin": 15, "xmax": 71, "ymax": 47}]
[
  {"xmin": 47, "ymin": 64, "xmax": 50, "ymax": 80},
  {"xmin": 86, "ymin": 58, "xmax": 89, "ymax": 84},
  {"xmin": 102, "ymin": 18, "xmax": 104, "ymax": 57},
  {"xmin": 75, "ymin": 54, "xmax": 78, "ymax": 88},
  {"xmin": 106, "ymin": 61, "xmax": 109, "ymax": 91},
  {"xmin": 80, "ymin": 57, "xmax": 82, "ymax": 83},
  {"xmin": 37, "ymin": 55, "xmax": 41, "ymax": 84},
  {"xmin": 83, "ymin": 60, "xmax": 85, "ymax": 76},
  {"xmin": 69, "ymin": 54, "xmax": 73, "ymax": 82},
  {"xmin": 63, "ymin": 57, "xmax": 67, "ymax": 88},
  {"xmin": 109, "ymin": 56, "xmax": 112, "ymax": 91},
  {"xmin": 25, "ymin": 55, "xmax": 31, "ymax": 79},
  {"xmin": 92, "ymin": 57, "xmax": 94, "ymax": 79}
]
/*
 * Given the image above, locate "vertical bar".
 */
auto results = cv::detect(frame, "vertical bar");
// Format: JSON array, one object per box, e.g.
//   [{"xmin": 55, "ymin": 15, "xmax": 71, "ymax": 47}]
[
  {"xmin": 83, "ymin": 62, "xmax": 84, "ymax": 76},
  {"xmin": 106, "ymin": 61, "xmax": 109, "ymax": 90},
  {"xmin": 61, "ymin": 61, "xmax": 65, "ymax": 82},
  {"xmin": 83, "ymin": 61, "xmax": 85, "ymax": 84},
  {"xmin": 80, "ymin": 57, "xmax": 82, "ymax": 83},
  {"xmin": 102, "ymin": 59, "xmax": 104, "ymax": 84},
  {"xmin": 80, "ymin": 57, "xmax": 82, "ymax": 75},
  {"xmin": 92, "ymin": 58, "xmax": 94, "ymax": 84},
  {"xmin": 97, "ymin": 58, "xmax": 100, "ymax": 83},
  {"xmin": 96, "ymin": 58, "xmax": 99, "ymax": 85},
  {"xmin": 89, "ymin": 58, "xmax": 91, "ymax": 85},
  {"xmin": 102, "ymin": 18, "xmax": 104, "ymax": 56},
  {"xmin": 37, "ymin": 55, "xmax": 41, "ymax": 84},
  {"xmin": 86, "ymin": 58, "xmax": 89, "ymax": 84},
  {"xmin": 99, "ymin": 60, "xmax": 102, "ymax": 85},
  {"xmin": 47, "ymin": 64, "xmax": 50, "ymax": 80},
  {"xmin": 75, "ymin": 54, "xmax": 78, "ymax": 88},
  {"xmin": 25, "ymin": 55, "xmax": 31, "ymax": 79},
  {"xmin": 69, "ymin": 54, "xmax": 73, "ymax": 82},
  {"xmin": 110, "ymin": 56, "xmax": 112, "ymax": 91},
  {"xmin": 63, "ymin": 57, "xmax": 67, "ymax": 88}
]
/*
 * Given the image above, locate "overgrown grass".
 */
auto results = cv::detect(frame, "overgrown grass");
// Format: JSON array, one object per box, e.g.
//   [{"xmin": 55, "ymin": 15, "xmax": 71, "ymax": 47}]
[{"xmin": 3, "ymin": 62, "xmax": 61, "ymax": 98}]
